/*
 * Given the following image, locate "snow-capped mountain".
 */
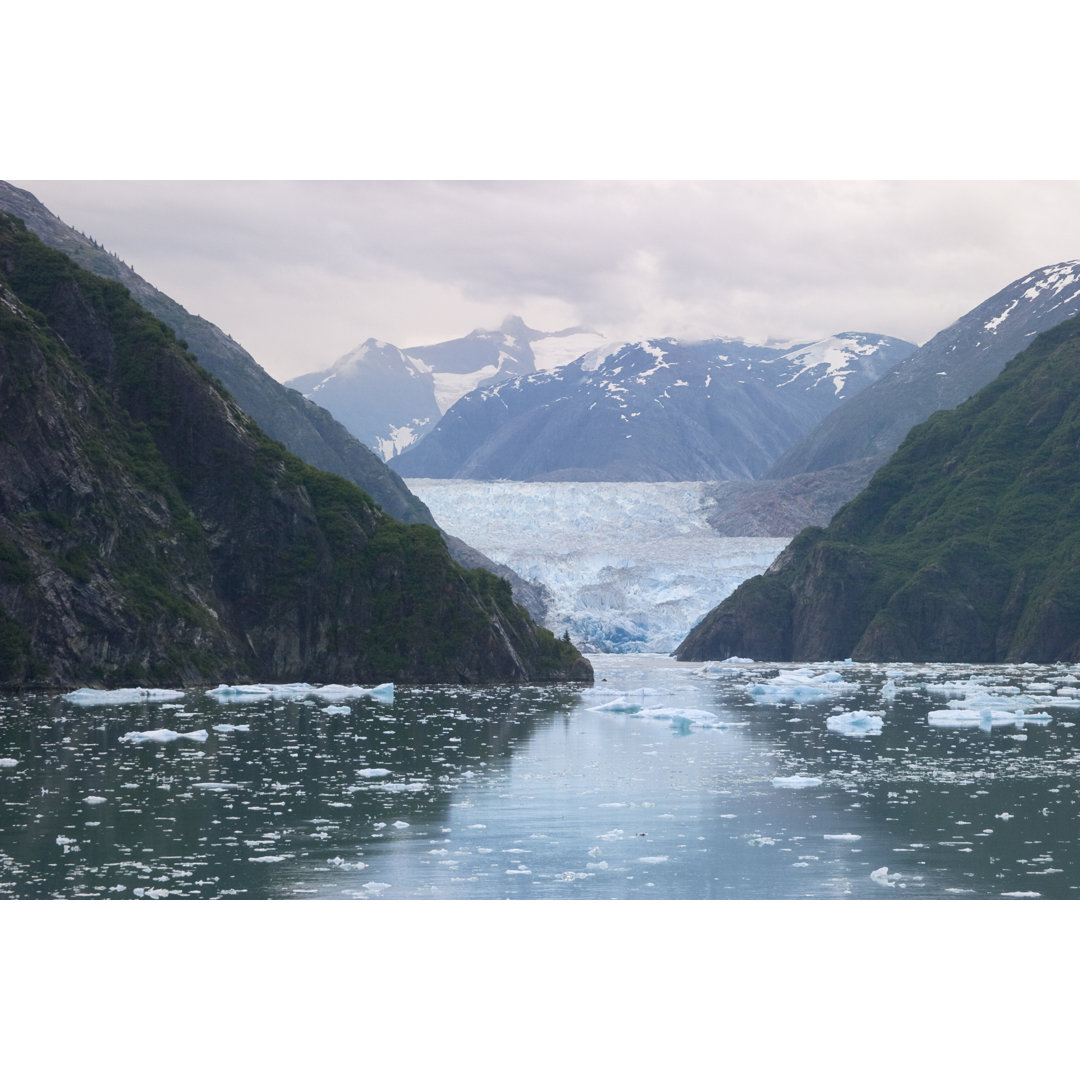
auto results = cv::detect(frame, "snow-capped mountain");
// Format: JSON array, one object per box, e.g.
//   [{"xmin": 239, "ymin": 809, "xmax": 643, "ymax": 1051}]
[
  {"xmin": 769, "ymin": 261, "xmax": 1080, "ymax": 478},
  {"xmin": 390, "ymin": 332, "xmax": 916, "ymax": 481},
  {"xmin": 286, "ymin": 315, "xmax": 607, "ymax": 461},
  {"xmin": 286, "ymin": 338, "xmax": 441, "ymax": 461}
]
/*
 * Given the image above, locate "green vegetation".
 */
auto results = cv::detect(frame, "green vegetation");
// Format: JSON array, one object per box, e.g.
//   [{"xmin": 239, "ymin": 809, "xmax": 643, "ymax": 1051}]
[
  {"xmin": 0, "ymin": 212, "xmax": 590, "ymax": 687},
  {"xmin": 680, "ymin": 313, "xmax": 1080, "ymax": 663}
]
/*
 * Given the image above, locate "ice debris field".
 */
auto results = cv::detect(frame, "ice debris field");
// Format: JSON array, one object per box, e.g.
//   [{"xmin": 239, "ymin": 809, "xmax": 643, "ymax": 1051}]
[{"xmin": 3, "ymin": 657, "xmax": 1080, "ymax": 899}]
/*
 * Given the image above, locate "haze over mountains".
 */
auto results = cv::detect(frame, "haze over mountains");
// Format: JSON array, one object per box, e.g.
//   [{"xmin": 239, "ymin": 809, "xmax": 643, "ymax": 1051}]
[
  {"xmin": 285, "ymin": 317, "xmax": 606, "ymax": 461},
  {"xmin": 391, "ymin": 333, "xmax": 915, "ymax": 482}
]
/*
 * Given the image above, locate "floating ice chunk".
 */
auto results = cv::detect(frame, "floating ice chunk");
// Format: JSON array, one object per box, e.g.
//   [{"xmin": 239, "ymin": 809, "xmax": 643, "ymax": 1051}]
[
  {"xmin": 391, "ymin": 820, "xmax": 410, "ymax": 829},
  {"xmin": 640, "ymin": 706, "xmax": 722, "ymax": 726},
  {"xmin": 720, "ymin": 657, "xmax": 754, "ymax": 664},
  {"xmin": 772, "ymin": 775, "xmax": 823, "ymax": 788},
  {"xmin": 357, "ymin": 768, "xmax": 391, "ymax": 778},
  {"xmin": 322, "ymin": 705, "xmax": 351, "ymax": 715},
  {"xmin": 0, "ymin": 758, "xmax": 18, "ymax": 768},
  {"xmin": 871, "ymin": 866, "xmax": 897, "ymax": 887},
  {"xmin": 311, "ymin": 683, "xmax": 394, "ymax": 702},
  {"xmin": 212, "ymin": 723, "xmax": 250, "ymax": 733},
  {"xmin": 192, "ymin": 782, "xmax": 244, "ymax": 790},
  {"xmin": 824, "ymin": 833, "xmax": 862, "ymax": 841},
  {"xmin": 927, "ymin": 708, "xmax": 1050, "ymax": 729},
  {"xmin": 826, "ymin": 711, "xmax": 884, "ymax": 737},
  {"xmin": 1001, "ymin": 891, "xmax": 1041, "ymax": 899},
  {"xmin": 63, "ymin": 687, "xmax": 185, "ymax": 705},
  {"xmin": 587, "ymin": 698, "xmax": 642, "ymax": 713},
  {"xmin": 639, "ymin": 855, "xmax": 669, "ymax": 863},
  {"xmin": 749, "ymin": 668, "xmax": 857, "ymax": 703},
  {"xmin": 82, "ymin": 795, "xmax": 107, "ymax": 805},
  {"xmin": 248, "ymin": 854, "xmax": 294, "ymax": 863},
  {"xmin": 206, "ymin": 682, "xmax": 393, "ymax": 702},
  {"xmin": 995, "ymin": 812, "xmax": 1014, "ymax": 821},
  {"xmin": 119, "ymin": 728, "xmax": 209, "ymax": 744},
  {"xmin": 133, "ymin": 887, "xmax": 170, "ymax": 899}
]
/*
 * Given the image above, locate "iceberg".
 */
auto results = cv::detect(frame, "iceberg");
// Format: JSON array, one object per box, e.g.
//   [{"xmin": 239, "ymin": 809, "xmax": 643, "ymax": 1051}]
[
  {"xmin": 206, "ymin": 682, "xmax": 394, "ymax": 702},
  {"xmin": 63, "ymin": 687, "xmax": 185, "ymax": 705},
  {"xmin": 119, "ymin": 728, "xmax": 209, "ymax": 744},
  {"xmin": 826, "ymin": 710, "xmax": 884, "ymax": 737},
  {"xmin": 750, "ymin": 668, "xmax": 857, "ymax": 703}
]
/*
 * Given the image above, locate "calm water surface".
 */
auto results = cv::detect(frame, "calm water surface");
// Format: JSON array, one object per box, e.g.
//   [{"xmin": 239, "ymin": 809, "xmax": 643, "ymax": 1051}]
[{"xmin": 2, "ymin": 654, "xmax": 1079, "ymax": 900}]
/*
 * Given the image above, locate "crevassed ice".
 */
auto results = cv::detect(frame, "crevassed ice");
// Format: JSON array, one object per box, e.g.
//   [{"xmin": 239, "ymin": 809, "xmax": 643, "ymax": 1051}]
[{"xmin": 406, "ymin": 479, "xmax": 787, "ymax": 653}]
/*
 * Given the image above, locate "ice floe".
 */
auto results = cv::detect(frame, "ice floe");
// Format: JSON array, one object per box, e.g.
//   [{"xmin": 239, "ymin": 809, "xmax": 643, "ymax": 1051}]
[
  {"xmin": 63, "ymin": 687, "xmax": 185, "ymax": 705},
  {"xmin": 749, "ymin": 668, "xmax": 857, "ymax": 703},
  {"xmin": 772, "ymin": 775, "xmax": 824, "ymax": 788},
  {"xmin": 871, "ymin": 866, "xmax": 898, "ymax": 887},
  {"xmin": 0, "ymin": 758, "xmax": 18, "ymax": 768},
  {"xmin": 206, "ymin": 682, "xmax": 394, "ymax": 702},
  {"xmin": 119, "ymin": 728, "xmax": 209, "ymax": 744},
  {"xmin": 927, "ymin": 708, "xmax": 1052, "ymax": 729},
  {"xmin": 826, "ymin": 710, "xmax": 884, "ymax": 737}
]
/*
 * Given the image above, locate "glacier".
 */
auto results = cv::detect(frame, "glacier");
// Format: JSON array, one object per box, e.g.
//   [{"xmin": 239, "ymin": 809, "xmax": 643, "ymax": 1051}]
[{"xmin": 407, "ymin": 479, "xmax": 788, "ymax": 653}]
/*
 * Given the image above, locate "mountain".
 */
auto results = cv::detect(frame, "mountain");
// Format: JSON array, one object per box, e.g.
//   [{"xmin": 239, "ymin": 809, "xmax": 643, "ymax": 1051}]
[
  {"xmin": 769, "ymin": 260, "xmax": 1080, "ymax": 480},
  {"xmin": 285, "ymin": 316, "xmax": 607, "ymax": 461},
  {"xmin": 675, "ymin": 312, "xmax": 1080, "ymax": 664},
  {"xmin": 0, "ymin": 181, "xmax": 548, "ymax": 622},
  {"xmin": 390, "ymin": 333, "xmax": 916, "ymax": 481},
  {"xmin": 0, "ymin": 180, "xmax": 432, "ymax": 528},
  {"xmin": 0, "ymin": 213, "xmax": 591, "ymax": 688}
]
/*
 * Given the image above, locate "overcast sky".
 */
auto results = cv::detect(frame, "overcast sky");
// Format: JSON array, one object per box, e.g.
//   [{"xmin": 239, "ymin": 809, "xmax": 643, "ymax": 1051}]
[
  {"xmin": 11, "ymin": 4, "xmax": 1080, "ymax": 384},
  {"xmin": 14, "ymin": 179, "xmax": 1080, "ymax": 383}
]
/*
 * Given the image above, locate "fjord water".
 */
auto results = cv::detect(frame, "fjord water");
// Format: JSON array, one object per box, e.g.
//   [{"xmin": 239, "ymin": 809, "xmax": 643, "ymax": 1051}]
[{"xmin": 2, "ymin": 654, "xmax": 1079, "ymax": 900}]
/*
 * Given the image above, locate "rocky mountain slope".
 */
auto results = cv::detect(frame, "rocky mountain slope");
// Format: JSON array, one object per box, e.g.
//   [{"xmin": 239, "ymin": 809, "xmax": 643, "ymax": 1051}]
[
  {"xmin": 0, "ymin": 214, "xmax": 591, "ymax": 688},
  {"xmin": 285, "ymin": 316, "xmax": 606, "ymax": 461},
  {"xmin": 769, "ymin": 260, "xmax": 1080, "ymax": 479},
  {"xmin": 676, "ymin": 313, "xmax": 1080, "ymax": 663},
  {"xmin": 0, "ymin": 180, "xmax": 548, "ymax": 621},
  {"xmin": 391, "ymin": 333, "xmax": 915, "ymax": 481}
]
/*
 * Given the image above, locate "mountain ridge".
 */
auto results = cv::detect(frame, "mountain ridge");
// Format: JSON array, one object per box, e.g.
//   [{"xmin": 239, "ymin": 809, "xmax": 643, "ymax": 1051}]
[
  {"xmin": 0, "ymin": 214, "xmax": 591, "ymax": 688},
  {"xmin": 675, "ymin": 312, "xmax": 1080, "ymax": 663},
  {"xmin": 390, "ymin": 332, "xmax": 916, "ymax": 482}
]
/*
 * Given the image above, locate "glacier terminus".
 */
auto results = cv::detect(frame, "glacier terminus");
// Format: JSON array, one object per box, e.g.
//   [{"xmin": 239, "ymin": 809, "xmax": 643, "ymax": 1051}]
[{"xmin": 407, "ymin": 479, "xmax": 789, "ymax": 653}]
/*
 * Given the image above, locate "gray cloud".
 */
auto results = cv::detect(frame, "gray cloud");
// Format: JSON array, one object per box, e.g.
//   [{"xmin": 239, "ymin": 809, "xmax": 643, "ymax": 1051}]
[{"xmin": 17, "ymin": 179, "xmax": 1080, "ymax": 381}]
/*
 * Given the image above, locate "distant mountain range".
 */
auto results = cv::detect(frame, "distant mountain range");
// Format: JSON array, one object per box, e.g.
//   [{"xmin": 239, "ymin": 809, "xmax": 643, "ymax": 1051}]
[
  {"xmin": 676, "ymin": 310, "xmax": 1080, "ymax": 663},
  {"xmin": 390, "ymin": 333, "xmax": 916, "ymax": 481},
  {"xmin": 285, "ymin": 316, "xmax": 607, "ymax": 461}
]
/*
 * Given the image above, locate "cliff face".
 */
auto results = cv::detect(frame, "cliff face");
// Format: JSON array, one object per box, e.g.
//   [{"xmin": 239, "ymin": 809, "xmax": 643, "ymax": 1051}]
[
  {"xmin": 0, "ymin": 215, "xmax": 591, "ymax": 688},
  {"xmin": 675, "ymin": 314, "xmax": 1080, "ymax": 664}
]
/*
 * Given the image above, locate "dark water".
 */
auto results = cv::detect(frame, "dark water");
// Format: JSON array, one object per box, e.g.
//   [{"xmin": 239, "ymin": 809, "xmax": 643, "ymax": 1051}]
[{"xmin": 2, "ymin": 655, "xmax": 1079, "ymax": 899}]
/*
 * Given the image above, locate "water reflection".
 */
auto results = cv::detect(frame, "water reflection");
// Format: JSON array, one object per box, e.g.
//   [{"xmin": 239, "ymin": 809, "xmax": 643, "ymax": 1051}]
[{"xmin": 2, "ymin": 657, "xmax": 1079, "ymax": 899}]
